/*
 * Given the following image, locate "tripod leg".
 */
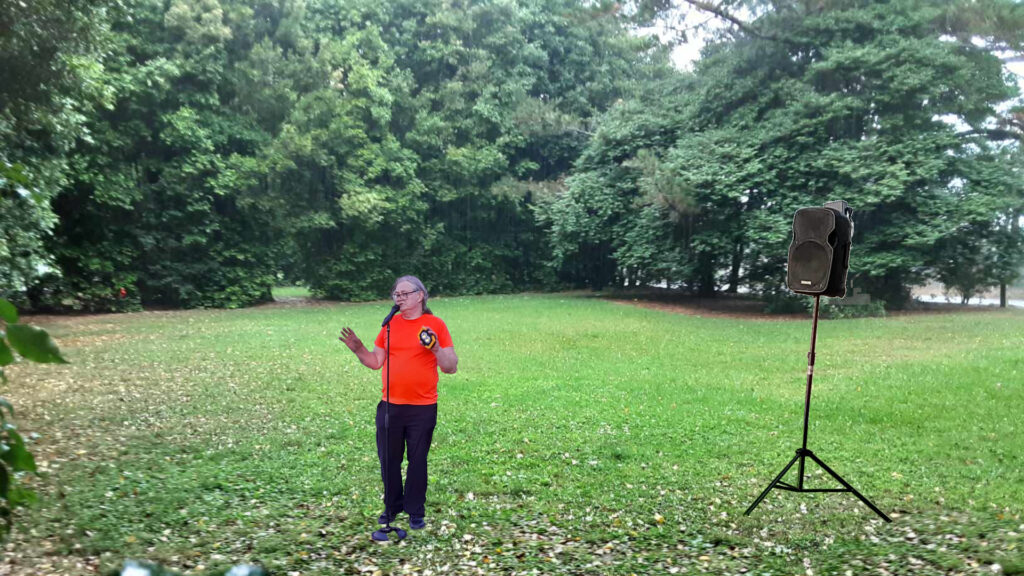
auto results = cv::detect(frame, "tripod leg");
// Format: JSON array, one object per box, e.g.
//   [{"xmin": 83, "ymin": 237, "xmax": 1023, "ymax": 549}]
[
  {"xmin": 807, "ymin": 452, "xmax": 891, "ymax": 523},
  {"xmin": 745, "ymin": 452, "xmax": 801, "ymax": 516}
]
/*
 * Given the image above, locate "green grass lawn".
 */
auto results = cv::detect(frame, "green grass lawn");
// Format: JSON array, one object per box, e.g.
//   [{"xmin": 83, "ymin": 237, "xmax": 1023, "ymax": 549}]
[
  {"xmin": 271, "ymin": 286, "xmax": 313, "ymax": 300},
  {"xmin": 5, "ymin": 294, "xmax": 1023, "ymax": 575}
]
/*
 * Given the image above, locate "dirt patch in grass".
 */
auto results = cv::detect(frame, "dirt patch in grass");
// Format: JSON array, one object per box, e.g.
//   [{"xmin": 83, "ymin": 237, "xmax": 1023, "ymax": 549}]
[
  {"xmin": 258, "ymin": 297, "xmax": 344, "ymax": 308},
  {"xmin": 605, "ymin": 289, "xmax": 1023, "ymax": 320},
  {"xmin": 607, "ymin": 294, "xmax": 805, "ymax": 321},
  {"xmin": 57, "ymin": 332, "xmax": 130, "ymax": 348}
]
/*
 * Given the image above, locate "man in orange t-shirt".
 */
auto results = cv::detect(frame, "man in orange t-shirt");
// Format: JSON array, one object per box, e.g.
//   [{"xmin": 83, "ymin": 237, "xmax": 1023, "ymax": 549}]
[{"xmin": 340, "ymin": 275, "xmax": 457, "ymax": 533}]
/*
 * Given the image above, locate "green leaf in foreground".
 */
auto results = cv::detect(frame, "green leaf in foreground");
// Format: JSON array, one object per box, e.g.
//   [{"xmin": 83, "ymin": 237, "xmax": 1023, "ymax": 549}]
[
  {"xmin": 0, "ymin": 300, "xmax": 16, "ymax": 324},
  {"xmin": 5, "ymin": 324, "xmax": 67, "ymax": 364},
  {"xmin": 0, "ymin": 340, "xmax": 13, "ymax": 367},
  {"xmin": 0, "ymin": 426, "xmax": 37, "ymax": 474}
]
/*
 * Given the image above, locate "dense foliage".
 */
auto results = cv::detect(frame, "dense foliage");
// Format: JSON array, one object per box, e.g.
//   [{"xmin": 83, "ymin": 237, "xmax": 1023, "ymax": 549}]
[
  {"xmin": 6, "ymin": 0, "xmax": 668, "ymax": 309},
  {"xmin": 1, "ymin": 0, "xmax": 117, "ymax": 305},
  {"xmin": 2, "ymin": 0, "xmax": 1022, "ymax": 309}
]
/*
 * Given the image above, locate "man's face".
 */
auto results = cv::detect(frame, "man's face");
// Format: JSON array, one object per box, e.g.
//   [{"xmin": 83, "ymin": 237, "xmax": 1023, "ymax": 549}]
[{"xmin": 392, "ymin": 281, "xmax": 422, "ymax": 313}]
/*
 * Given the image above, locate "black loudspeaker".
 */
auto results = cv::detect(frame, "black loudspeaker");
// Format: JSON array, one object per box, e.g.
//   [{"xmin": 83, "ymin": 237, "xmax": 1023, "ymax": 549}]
[{"xmin": 786, "ymin": 201, "xmax": 853, "ymax": 297}]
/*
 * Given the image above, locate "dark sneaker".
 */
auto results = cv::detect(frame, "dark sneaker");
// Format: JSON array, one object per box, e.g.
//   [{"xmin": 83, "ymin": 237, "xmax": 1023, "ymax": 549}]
[
  {"xmin": 372, "ymin": 527, "xmax": 407, "ymax": 541},
  {"xmin": 378, "ymin": 512, "xmax": 398, "ymax": 525},
  {"xmin": 409, "ymin": 516, "xmax": 426, "ymax": 530}
]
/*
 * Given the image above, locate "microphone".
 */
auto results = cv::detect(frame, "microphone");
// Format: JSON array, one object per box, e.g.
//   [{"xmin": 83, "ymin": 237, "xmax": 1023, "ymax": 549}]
[{"xmin": 381, "ymin": 304, "xmax": 401, "ymax": 327}]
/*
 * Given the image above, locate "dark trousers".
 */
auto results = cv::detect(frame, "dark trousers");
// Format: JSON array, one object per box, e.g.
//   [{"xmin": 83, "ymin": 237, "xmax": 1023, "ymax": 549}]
[{"xmin": 376, "ymin": 401, "xmax": 437, "ymax": 518}]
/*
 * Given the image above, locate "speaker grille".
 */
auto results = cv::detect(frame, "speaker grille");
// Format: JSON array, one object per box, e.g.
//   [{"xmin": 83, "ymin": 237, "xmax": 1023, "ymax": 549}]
[
  {"xmin": 787, "ymin": 207, "xmax": 836, "ymax": 294},
  {"xmin": 788, "ymin": 241, "xmax": 831, "ymax": 293}
]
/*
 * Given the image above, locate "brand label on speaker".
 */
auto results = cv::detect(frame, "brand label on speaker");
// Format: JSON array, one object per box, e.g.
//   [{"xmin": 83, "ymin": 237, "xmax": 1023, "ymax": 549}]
[{"xmin": 801, "ymin": 280, "xmax": 812, "ymax": 285}]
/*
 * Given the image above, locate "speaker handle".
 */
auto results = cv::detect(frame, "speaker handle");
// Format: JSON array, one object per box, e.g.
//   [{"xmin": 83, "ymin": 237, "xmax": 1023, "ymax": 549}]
[{"xmin": 824, "ymin": 200, "xmax": 853, "ymax": 239}]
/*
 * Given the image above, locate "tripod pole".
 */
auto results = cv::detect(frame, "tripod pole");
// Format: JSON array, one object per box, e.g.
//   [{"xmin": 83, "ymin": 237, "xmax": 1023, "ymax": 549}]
[{"xmin": 798, "ymin": 295, "xmax": 821, "ymax": 489}]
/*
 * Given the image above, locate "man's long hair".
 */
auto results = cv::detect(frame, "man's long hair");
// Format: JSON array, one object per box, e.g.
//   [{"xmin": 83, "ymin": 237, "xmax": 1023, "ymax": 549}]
[{"xmin": 392, "ymin": 275, "xmax": 432, "ymax": 315}]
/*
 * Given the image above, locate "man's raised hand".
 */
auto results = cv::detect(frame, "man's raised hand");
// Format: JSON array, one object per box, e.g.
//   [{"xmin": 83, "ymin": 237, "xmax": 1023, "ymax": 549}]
[{"xmin": 340, "ymin": 327, "xmax": 363, "ymax": 352}]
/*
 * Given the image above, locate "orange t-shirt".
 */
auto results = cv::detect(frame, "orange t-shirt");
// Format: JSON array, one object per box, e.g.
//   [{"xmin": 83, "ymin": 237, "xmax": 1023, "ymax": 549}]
[{"xmin": 374, "ymin": 313, "xmax": 453, "ymax": 405}]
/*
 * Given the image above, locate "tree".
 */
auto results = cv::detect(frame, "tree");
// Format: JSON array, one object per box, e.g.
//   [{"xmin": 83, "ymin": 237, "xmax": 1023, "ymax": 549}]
[
  {"xmin": 934, "ymin": 144, "xmax": 1024, "ymax": 304},
  {"xmin": 45, "ymin": 0, "xmax": 287, "ymax": 309},
  {"xmin": 0, "ymin": 0, "xmax": 116, "ymax": 302},
  {"xmin": 552, "ymin": 0, "xmax": 1023, "ymax": 307},
  {"xmin": 539, "ymin": 76, "xmax": 692, "ymax": 290},
  {"xmin": 25, "ymin": 0, "xmax": 669, "ymax": 307}
]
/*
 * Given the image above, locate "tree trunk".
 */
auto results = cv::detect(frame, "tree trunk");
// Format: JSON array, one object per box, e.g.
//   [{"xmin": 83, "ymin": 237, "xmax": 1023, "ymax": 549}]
[
  {"xmin": 1000, "ymin": 283, "xmax": 1007, "ymax": 308},
  {"xmin": 727, "ymin": 241, "xmax": 742, "ymax": 293},
  {"xmin": 697, "ymin": 254, "xmax": 716, "ymax": 297},
  {"xmin": 1011, "ymin": 208, "xmax": 1022, "ymax": 308}
]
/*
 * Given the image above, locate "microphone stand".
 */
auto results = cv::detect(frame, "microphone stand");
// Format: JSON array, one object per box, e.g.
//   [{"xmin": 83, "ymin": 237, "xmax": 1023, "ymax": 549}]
[
  {"xmin": 373, "ymin": 305, "xmax": 407, "ymax": 542},
  {"xmin": 744, "ymin": 295, "xmax": 890, "ymax": 522}
]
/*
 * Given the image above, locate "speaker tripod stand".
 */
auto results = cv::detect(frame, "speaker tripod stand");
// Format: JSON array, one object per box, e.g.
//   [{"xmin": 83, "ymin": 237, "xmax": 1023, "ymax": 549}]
[{"xmin": 744, "ymin": 295, "xmax": 891, "ymax": 522}]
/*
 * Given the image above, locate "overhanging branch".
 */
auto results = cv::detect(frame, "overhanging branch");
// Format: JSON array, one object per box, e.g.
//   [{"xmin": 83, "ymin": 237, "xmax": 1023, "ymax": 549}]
[
  {"xmin": 678, "ymin": 0, "xmax": 799, "ymax": 46},
  {"xmin": 957, "ymin": 128, "xmax": 1023, "ymax": 142}
]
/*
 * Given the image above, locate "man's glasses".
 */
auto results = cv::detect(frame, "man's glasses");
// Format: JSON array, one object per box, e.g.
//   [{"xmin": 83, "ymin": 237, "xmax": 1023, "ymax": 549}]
[{"xmin": 392, "ymin": 289, "xmax": 420, "ymax": 300}]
